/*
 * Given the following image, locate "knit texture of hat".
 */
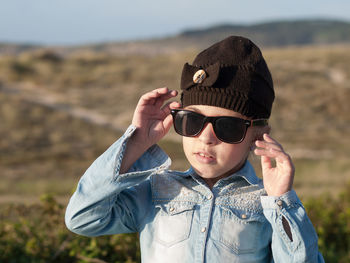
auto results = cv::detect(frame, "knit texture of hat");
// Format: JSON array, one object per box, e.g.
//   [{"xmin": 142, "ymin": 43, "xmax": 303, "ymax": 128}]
[{"xmin": 180, "ymin": 35, "xmax": 274, "ymax": 119}]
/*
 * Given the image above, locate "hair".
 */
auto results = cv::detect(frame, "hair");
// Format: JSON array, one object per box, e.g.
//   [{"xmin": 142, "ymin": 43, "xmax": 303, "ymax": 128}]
[{"xmin": 254, "ymin": 125, "xmax": 271, "ymax": 141}]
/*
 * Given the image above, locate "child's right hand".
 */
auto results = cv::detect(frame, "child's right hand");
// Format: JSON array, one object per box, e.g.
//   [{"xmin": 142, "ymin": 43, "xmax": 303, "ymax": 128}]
[{"xmin": 131, "ymin": 87, "xmax": 180, "ymax": 150}]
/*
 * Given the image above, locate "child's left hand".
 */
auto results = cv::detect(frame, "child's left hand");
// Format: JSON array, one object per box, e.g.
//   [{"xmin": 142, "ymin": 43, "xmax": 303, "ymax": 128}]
[{"xmin": 254, "ymin": 134, "xmax": 295, "ymax": 197}]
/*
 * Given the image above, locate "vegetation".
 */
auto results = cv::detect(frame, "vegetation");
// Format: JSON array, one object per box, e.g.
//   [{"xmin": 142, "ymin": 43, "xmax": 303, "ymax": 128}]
[
  {"xmin": 304, "ymin": 183, "xmax": 350, "ymax": 262},
  {"xmin": 0, "ymin": 185, "xmax": 349, "ymax": 262},
  {"xmin": 0, "ymin": 194, "xmax": 140, "ymax": 263}
]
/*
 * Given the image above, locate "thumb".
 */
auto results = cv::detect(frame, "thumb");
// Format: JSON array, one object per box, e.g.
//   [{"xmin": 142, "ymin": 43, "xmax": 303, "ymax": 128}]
[
  {"xmin": 261, "ymin": 155, "xmax": 272, "ymax": 174},
  {"xmin": 162, "ymin": 113, "xmax": 174, "ymax": 135}
]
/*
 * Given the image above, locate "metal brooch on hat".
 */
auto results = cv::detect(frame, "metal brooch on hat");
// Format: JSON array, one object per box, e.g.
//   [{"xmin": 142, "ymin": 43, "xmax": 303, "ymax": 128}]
[
  {"xmin": 181, "ymin": 62, "xmax": 220, "ymax": 91},
  {"xmin": 193, "ymin": 69, "xmax": 206, "ymax": 84}
]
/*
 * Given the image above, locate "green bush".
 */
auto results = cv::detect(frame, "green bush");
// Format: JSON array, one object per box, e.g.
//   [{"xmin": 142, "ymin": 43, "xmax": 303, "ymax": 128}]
[
  {"xmin": 0, "ymin": 194, "xmax": 140, "ymax": 263},
  {"xmin": 304, "ymin": 182, "xmax": 350, "ymax": 263},
  {"xmin": 0, "ymin": 185, "xmax": 349, "ymax": 263}
]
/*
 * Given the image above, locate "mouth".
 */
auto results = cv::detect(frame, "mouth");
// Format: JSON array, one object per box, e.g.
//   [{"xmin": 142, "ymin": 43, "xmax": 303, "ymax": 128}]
[
  {"xmin": 198, "ymin": 152, "xmax": 212, "ymax": 158},
  {"xmin": 195, "ymin": 151, "xmax": 216, "ymax": 163}
]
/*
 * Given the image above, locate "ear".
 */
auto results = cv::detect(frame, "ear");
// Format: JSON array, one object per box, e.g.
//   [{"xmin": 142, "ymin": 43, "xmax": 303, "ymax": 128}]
[
  {"xmin": 262, "ymin": 125, "xmax": 271, "ymax": 136},
  {"xmin": 250, "ymin": 125, "xmax": 271, "ymax": 148}
]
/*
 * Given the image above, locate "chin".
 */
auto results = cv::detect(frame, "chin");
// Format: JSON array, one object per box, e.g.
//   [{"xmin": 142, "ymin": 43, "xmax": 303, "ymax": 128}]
[{"xmin": 193, "ymin": 167, "xmax": 225, "ymax": 179}]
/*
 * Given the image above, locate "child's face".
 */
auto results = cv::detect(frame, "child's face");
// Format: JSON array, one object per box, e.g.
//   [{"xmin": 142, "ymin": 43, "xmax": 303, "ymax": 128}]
[{"xmin": 182, "ymin": 105, "xmax": 256, "ymax": 186}]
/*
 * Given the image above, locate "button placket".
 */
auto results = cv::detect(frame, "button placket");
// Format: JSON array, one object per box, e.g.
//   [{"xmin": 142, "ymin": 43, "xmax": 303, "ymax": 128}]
[
  {"xmin": 195, "ymin": 189, "xmax": 215, "ymax": 263},
  {"xmin": 201, "ymin": 194, "xmax": 213, "ymax": 234}
]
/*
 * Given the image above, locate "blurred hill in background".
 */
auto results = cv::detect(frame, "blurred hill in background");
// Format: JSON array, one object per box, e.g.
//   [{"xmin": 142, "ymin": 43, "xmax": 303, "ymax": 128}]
[
  {"xmin": 1, "ymin": 18, "xmax": 350, "ymax": 204},
  {"xmin": 179, "ymin": 19, "xmax": 350, "ymax": 46},
  {"xmin": 1, "ymin": 19, "xmax": 350, "ymax": 55}
]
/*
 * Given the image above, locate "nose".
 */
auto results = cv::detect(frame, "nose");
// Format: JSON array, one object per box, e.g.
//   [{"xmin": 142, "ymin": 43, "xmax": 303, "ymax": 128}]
[{"xmin": 198, "ymin": 122, "xmax": 219, "ymax": 145}]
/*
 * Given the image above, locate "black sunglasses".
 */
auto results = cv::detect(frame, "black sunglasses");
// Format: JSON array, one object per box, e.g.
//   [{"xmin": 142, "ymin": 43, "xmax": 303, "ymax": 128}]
[{"xmin": 171, "ymin": 109, "xmax": 268, "ymax": 144}]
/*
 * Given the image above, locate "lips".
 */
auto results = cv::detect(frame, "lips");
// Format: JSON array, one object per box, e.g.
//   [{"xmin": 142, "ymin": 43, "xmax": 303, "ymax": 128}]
[
  {"xmin": 195, "ymin": 151, "xmax": 216, "ymax": 164},
  {"xmin": 198, "ymin": 152, "xmax": 212, "ymax": 158}
]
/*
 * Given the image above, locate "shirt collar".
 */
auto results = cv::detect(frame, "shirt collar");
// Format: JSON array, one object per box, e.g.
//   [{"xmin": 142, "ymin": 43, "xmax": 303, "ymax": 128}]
[{"xmin": 222, "ymin": 161, "xmax": 260, "ymax": 185}]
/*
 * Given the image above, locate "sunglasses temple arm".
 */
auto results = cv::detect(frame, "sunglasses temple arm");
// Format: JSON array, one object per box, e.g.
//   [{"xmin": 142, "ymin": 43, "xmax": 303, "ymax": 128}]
[{"xmin": 251, "ymin": 119, "xmax": 269, "ymax": 127}]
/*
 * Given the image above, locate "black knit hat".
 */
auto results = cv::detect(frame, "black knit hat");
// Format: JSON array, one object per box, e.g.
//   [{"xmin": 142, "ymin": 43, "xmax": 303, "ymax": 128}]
[{"xmin": 180, "ymin": 36, "xmax": 274, "ymax": 119}]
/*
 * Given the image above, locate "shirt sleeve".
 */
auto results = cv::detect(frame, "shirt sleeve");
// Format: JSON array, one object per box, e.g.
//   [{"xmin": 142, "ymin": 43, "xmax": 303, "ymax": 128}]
[
  {"xmin": 261, "ymin": 190, "xmax": 325, "ymax": 262},
  {"xmin": 65, "ymin": 125, "xmax": 171, "ymax": 237}
]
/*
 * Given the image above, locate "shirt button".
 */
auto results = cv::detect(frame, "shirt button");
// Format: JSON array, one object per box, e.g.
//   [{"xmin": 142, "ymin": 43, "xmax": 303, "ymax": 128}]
[
  {"xmin": 277, "ymin": 200, "xmax": 283, "ymax": 207},
  {"xmin": 207, "ymin": 194, "xmax": 213, "ymax": 200},
  {"xmin": 241, "ymin": 214, "xmax": 247, "ymax": 219},
  {"xmin": 201, "ymin": 227, "xmax": 207, "ymax": 233},
  {"xmin": 169, "ymin": 207, "xmax": 175, "ymax": 212}
]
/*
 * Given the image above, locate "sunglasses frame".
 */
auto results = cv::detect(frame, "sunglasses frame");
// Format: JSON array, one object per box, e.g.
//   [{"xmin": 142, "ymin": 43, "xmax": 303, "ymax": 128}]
[{"xmin": 170, "ymin": 109, "xmax": 268, "ymax": 144}]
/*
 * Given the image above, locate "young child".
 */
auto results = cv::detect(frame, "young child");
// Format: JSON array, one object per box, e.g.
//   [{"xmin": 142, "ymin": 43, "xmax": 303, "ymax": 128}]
[{"xmin": 65, "ymin": 36, "xmax": 324, "ymax": 262}]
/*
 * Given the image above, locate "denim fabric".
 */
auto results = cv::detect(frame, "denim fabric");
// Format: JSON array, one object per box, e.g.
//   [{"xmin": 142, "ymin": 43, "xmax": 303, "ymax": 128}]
[{"xmin": 65, "ymin": 125, "xmax": 324, "ymax": 263}]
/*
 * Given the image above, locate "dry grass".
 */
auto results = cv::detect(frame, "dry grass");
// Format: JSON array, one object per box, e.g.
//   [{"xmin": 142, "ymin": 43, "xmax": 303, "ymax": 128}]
[{"xmin": 0, "ymin": 44, "xmax": 349, "ymax": 203}]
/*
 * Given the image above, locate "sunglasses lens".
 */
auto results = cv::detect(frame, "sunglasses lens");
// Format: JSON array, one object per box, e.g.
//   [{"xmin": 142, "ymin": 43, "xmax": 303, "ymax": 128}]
[
  {"xmin": 215, "ymin": 118, "xmax": 246, "ymax": 143},
  {"xmin": 172, "ymin": 110, "xmax": 248, "ymax": 143},
  {"xmin": 174, "ymin": 110, "xmax": 204, "ymax": 136}
]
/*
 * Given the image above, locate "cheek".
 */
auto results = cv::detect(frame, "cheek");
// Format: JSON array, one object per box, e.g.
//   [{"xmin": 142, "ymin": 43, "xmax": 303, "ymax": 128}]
[
  {"xmin": 182, "ymin": 137, "xmax": 193, "ymax": 158},
  {"xmin": 219, "ymin": 139, "xmax": 252, "ymax": 164},
  {"xmin": 220, "ymin": 144, "xmax": 246, "ymax": 161}
]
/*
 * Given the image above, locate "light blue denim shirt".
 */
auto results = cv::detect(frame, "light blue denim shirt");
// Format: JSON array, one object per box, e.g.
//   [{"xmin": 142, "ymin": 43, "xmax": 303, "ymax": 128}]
[{"xmin": 65, "ymin": 125, "xmax": 324, "ymax": 263}]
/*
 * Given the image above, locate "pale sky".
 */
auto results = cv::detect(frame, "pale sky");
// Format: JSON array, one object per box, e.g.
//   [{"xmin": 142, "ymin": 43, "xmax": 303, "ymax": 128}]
[{"xmin": 0, "ymin": 0, "xmax": 349, "ymax": 45}]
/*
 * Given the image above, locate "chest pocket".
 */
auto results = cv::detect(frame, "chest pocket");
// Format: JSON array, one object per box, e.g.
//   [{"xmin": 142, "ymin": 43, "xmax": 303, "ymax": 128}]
[
  {"xmin": 153, "ymin": 202, "xmax": 196, "ymax": 247},
  {"xmin": 210, "ymin": 206, "xmax": 270, "ymax": 254}
]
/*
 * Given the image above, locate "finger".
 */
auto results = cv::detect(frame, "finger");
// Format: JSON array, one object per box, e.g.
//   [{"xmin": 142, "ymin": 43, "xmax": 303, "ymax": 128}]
[
  {"xmin": 254, "ymin": 148, "xmax": 291, "ymax": 167},
  {"xmin": 160, "ymin": 101, "xmax": 179, "ymax": 116},
  {"xmin": 140, "ymin": 88, "xmax": 172, "ymax": 101},
  {"xmin": 139, "ymin": 90, "xmax": 161, "ymax": 105},
  {"xmin": 148, "ymin": 87, "xmax": 170, "ymax": 96},
  {"xmin": 255, "ymin": 135, "xmax": 284, "ymax": 151},
  {"xmin": 169, "ymin": 101, "xmax": 181, "ymax": 109},
  {"xmin": 154, "ymin": 90, "xmax": 178, "ymax": 108},
  {"xmin": 263, "ymin": 134, "xmax": 284, "ymax": 150},
  {"xmin": 154, "ymin": 87, "xmax": 178, "ymax": 98},
  {"xmin": 261, "ymin": 155, "xmax": 273, "ymax": 170},
  {"xmin": 139, "ymin": 88, "xmax": 177, "ymax": 106},
  {"xmin": 263, "ymin": 133, "xmax": 276, "ymax": 142},
  {"xmin": 254, "ymin": 146, "xmax": 282, "ymax": 158},
  {"xmin": 255, "ymin": 134, "xmax": 290, "ymax": 164},
  {"xmin": 255, "ymin": 140, "xmax": 282, "ymax": 152},
  {"xmin": 161, "ymin": 101, "xmax": 181, "ymax": 116},
  {"xmin": 154, "ymin": 87, "xmax": 169, "ymax": 93},
  {"xmin": 162, "ymin": 113, "xmax": 174, "ymax": 133},
  {"xmin": 148, "ymin": 89, "xmax": 177, "ymax": 105}
]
